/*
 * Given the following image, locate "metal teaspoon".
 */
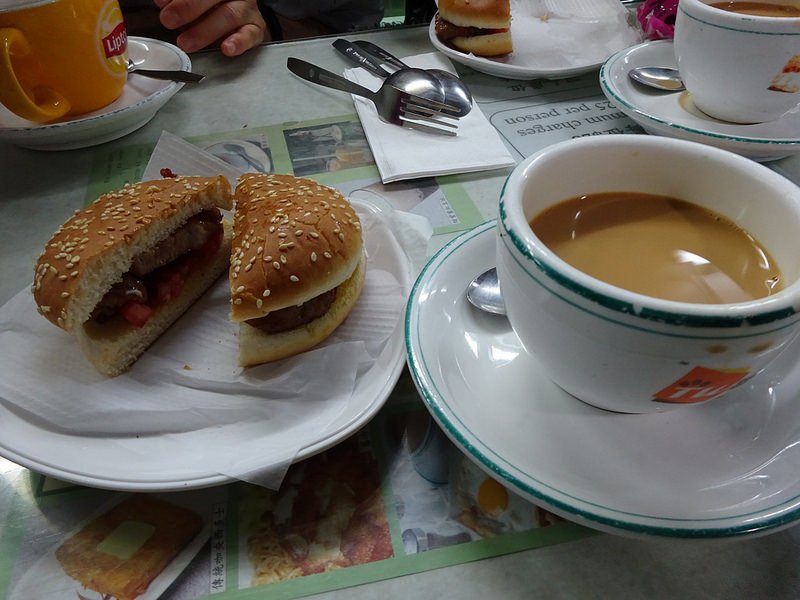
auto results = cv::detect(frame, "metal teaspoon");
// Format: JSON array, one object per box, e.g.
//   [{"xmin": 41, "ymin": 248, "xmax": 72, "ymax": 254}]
[
  {"xmin": 127, "ymin": 59, "xmax": 205, "ymax": 83},
  {"xmin": 628, "ymin": 66, "xmax": 685, "ymax": 92},
  {"xmin": 466, "ymin": 267, "xmax": 506, "ymax": 315}
]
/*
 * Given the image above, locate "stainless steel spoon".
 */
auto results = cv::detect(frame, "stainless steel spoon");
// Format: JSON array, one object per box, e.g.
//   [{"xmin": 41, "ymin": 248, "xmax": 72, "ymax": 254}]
[
  {"xmin": 332, "ymin": 39, "xmax": 448, "ymax": 107},
  {"xmin": 466, "ymin": 267, "xmax": 506, "ymax": 315},
  {"xmin": 337, "ymin": 39, "xmax": 473, "ymax": 117},
  {"xmin": 127, "ymin": 59, "xmax": 205, "ymax": 83},
  {"xmin": 628, "ymin": 66, "xmax": 684, "ymax": 92}
]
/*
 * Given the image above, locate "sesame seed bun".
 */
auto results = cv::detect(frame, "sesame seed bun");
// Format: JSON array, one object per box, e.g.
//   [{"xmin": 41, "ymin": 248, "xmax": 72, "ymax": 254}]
[
  {"xmin": 32, "ymin": 175, "xmax": 233, "ymax": 376},
  {"xmin": 229, "ymin": 173, "xmax": 365, "ymax": 366}
]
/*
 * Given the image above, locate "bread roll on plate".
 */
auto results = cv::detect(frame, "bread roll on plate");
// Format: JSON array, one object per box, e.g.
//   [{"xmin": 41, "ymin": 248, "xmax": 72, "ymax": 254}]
[
  {"xmin": 230, "ymin": 173, "xmax": 366, "ymax": 366},
  {"xmin": 435, "ymin": 0, "xmax": 513, "ymax": 57},
  {"xmin": 32, "ymin": 176, "xmax": 233, "ymax": 376}
]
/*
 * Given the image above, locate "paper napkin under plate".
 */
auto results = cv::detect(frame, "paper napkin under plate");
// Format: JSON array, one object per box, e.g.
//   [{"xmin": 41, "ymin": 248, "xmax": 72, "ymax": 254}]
[{"xmin": 344, "ymin": 52, "xmax": 515, "ymax": 184}]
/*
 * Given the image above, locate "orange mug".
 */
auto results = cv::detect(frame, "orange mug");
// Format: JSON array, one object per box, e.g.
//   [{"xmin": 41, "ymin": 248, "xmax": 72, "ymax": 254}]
[{"xmin": 0, "ymin": 0, "xmax": 128, "ymax": 123}]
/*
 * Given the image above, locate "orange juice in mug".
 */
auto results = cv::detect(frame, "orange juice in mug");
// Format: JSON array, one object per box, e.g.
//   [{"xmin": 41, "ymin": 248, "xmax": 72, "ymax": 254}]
[{"xmin": 0, "ymin": 0, "xmax": 128, "ymax": 123}]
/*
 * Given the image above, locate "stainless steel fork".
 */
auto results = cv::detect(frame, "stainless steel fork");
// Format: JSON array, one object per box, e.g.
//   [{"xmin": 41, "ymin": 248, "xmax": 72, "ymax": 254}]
[{"xmin": 287, "ymin": 57, "xmax": 461, "ymax": 136}]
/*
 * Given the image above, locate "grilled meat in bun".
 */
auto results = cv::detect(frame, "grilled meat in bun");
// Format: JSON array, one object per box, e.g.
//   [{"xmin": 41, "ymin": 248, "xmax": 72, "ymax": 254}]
[
  {"xmin": 435, "ymin": 0, "xmax": 512, "ymax": 57},
  {"xmin": 230, "ymin": 173, "xmax": 366, "ymax": 366},
  {"xmin": 32, "ymin": 176, "xmax": 233, "ymax": 376}
]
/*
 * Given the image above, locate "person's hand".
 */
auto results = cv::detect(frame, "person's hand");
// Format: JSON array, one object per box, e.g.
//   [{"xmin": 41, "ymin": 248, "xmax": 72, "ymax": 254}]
[{"xmin": 155, "ymin": 0, "xmax": 267, "ymax": 57}]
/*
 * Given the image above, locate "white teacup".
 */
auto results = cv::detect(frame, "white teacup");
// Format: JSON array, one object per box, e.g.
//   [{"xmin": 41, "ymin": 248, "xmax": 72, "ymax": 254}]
[
  {"xmin": 496, "ymin": 135, "xmax": 800, "ymax": 414},
  {"xmin": 674, "ymin": 0, "xmax": 800, "ymax": 124}
]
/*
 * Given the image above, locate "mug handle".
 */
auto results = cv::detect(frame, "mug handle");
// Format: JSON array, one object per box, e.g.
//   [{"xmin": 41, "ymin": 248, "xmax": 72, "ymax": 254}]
[{"xmin": 0, "ymin": 27, "xmax": 70, "ymax": 123}]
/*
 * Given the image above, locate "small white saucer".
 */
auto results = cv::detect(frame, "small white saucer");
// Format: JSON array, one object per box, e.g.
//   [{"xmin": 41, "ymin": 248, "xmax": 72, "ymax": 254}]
[
  {"xmin": 0, "ymin": 37, "xmax": 190, "ymax": 151},
  {"xmin": 600, "ymin": 40, "xmax": 800, "ymax": 162},
  {"xmin": 406, "ymin": 220, "xmax": 800, "ymax": 539}
]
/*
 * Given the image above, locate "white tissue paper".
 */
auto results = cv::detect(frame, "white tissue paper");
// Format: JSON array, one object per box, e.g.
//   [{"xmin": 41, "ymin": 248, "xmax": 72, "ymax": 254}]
[{"xmin": 344, "ymin": 52, "xmax": 515, "ymax": 184}]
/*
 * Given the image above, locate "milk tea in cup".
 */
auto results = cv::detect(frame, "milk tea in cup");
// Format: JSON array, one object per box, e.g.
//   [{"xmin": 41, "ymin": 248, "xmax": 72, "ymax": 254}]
[
  {"xmin": 496, "ymin": 135, "xmax": 800, "ymax": 414},
  {"xmin": 0, "ymin": 0, "xmax": 128, "ymax": 123},
  {"xmin": 530, "ymin": 192, "xmax": 783, "ymax": 305},
  {"xmin": 674, "ymin": 0, "xmax": 800, "ymax": 123}
]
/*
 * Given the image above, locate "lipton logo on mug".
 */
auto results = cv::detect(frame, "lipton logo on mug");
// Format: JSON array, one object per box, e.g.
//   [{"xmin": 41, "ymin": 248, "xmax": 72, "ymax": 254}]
[{"xmin": 0, "ymin": 0, "xmax": 128, "ymax": 123}]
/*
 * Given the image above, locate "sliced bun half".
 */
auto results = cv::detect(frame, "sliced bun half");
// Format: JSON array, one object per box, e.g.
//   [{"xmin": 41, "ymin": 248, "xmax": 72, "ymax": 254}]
[
  {"xmin": 230, "ymin": 173, "xmax": 365, "ymax": 366},
  {"xmin": 33, "ymin": 175, "xmax": 233, "ymax": 376}
]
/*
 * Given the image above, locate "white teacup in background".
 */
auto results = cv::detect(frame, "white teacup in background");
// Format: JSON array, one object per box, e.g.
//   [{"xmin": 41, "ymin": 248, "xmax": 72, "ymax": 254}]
[
  {"xmin": 496, "ymin": 135, "xmax": 800, "ymax": 414},
  {"xmin": 674, "ymin": 0, "xmax": 800, "ymax": 124}
]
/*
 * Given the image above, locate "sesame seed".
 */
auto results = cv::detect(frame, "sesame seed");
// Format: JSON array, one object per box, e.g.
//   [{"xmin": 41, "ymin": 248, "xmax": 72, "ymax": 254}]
[
  {"xmin": 290, "ymin": 275, "xmax": 299, "ymax": 282},
  {"xmin": 262, "ymin": 289, "xmax": 271, "ymax": 297}
]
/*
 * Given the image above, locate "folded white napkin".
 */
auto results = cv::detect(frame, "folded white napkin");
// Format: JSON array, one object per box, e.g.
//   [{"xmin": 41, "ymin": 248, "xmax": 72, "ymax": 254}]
[{"xmin": 344, "ymin": 52, "xmax": 515, "ymax": 184}]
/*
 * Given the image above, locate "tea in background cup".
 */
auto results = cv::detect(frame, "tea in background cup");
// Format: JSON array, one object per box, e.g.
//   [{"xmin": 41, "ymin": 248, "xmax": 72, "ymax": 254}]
[
  {"xmin": 496, "ymin": 135, "xmax": 800, "ymax": 414},
  {"xmin": 0, "ymin": 0, "xmax": 128, "ymax": 123},
  {"xmin": 674, "ymin": 0, "xmax": 800, "ymax": 123}
]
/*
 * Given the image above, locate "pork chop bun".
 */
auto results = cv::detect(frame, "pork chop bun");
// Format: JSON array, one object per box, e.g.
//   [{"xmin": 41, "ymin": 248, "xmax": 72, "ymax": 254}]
[
  {"xmin": 435, "ymin": 0, "xmax": 512, "ymax": 57},
  {"xmin": 32, "ymin": 176, "xmax": 234, "ymax": 376},
  {"xmin": 230, "ymin": 173, "xmax": 366, "ymax": 366}
]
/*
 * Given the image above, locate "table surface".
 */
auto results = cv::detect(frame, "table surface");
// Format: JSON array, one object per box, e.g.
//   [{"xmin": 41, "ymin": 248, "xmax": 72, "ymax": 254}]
[{"xmin": 2, "ymin": 24, "xmax": 800, "ymax": 600}]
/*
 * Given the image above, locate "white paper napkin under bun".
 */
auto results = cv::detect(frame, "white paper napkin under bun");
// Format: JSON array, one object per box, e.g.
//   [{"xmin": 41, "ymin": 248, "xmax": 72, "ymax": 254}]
[{"xmin": 344, "ymin": 52, "xmax": 515, "ymax": 184}]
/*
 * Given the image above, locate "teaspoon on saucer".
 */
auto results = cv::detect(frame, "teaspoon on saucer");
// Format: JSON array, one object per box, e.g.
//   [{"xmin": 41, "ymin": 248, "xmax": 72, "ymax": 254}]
[
  {"xmin": 628, "ymin": 66, "xmax": 685, "ymax": 92},
  {"xmin": 127, "ymin": 59, "xmax": 205, "ymax": 83},
  {"xmin": 466, "ymin": 266, "xmax": 506, "ymax": 315}
]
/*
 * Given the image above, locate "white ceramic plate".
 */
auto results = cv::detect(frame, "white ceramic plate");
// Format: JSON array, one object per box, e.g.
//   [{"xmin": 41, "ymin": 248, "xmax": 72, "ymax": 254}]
[
  {"xmin": 406, "ymin": 221, "xmax": 800, "ymax": 539},
  {"xmin": 0, "ymin": 201, "xmax": 411, "ymax": 491},
  {"xmin": 428, "ymin": 7, "xmax": 642, "ymax": 80},
  {"xmin": 600, "ymin": 40, "xmax": 800, "ymax": 162},
  {"xmin": 0, "ymin": 37, "xmax": 189, "ymax": 151}
]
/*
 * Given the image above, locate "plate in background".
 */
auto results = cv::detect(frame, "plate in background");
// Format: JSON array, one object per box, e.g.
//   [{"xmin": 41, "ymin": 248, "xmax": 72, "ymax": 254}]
[{"xmin": 429, "ymin": 6, "xmax": 642, "ymax": 80}]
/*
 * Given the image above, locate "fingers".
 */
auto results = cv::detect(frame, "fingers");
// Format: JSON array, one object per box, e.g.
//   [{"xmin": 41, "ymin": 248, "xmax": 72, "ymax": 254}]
[
  {"xmin": 161, "ymin": 0, "xmax": 267, "ymax": 55},
  {"xmin": 219, "ymin": 23, "xmax": 267, "ymax": 57}
]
